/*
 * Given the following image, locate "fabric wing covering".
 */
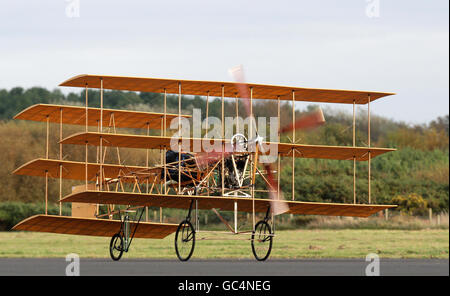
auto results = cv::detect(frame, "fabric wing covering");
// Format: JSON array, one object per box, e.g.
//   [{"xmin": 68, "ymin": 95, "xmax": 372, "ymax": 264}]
[
  {"xmin": 60, "ymin": 132, "xmax": 395, "ymax": 161},
  {"xmin": 60, "ymin": 191, "xmax": 396, "ymax": 218},
  {"xmin": 14, "ymin": 104, "xmax": 190, "ymax": 130},
  {"xmin": 60, "ymin": 74, "xmax": 395, "ymax": 104},
  {"xmin": 12, "ymin": 215, "xmax": 178, "ymax": 238}
]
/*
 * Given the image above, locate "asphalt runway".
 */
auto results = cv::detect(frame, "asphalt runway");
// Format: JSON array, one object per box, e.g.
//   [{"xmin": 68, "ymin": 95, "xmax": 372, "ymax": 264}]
[{"xmin": 0, "ymin": 258, "xmax": 448, "ymax": 276}]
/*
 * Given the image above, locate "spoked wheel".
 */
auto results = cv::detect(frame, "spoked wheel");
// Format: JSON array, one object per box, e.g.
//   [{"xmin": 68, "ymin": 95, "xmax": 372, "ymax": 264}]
[
  {"xmin": 109, "ymin": 233, "xmax": 124, "ymax": 261},
  {"xmin": 251, "ymin": 220, "xmax": 273, "ymax": 261},
  {"xmin": 175, "ymin": 220, "xmax": 195, "ymax": 261}
]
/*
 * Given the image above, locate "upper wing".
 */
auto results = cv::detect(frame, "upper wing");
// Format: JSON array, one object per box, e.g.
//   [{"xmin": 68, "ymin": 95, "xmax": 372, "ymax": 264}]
[{"xmin": 60, "ymin": 74, "xmax": 394, "ymax": 104}]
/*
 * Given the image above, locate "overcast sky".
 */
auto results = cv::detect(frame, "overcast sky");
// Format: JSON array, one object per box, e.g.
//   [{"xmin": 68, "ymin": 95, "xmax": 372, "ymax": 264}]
[{"xmin": 0, "ymin": 0, "xmax": 448, "ymax": 124}]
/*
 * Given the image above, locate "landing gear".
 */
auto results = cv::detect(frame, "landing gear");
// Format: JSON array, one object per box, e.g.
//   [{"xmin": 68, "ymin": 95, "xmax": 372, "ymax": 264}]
[
  {"xmin": 109, "ymin": 208, "xmax": 144, "ymax": 261},
  {"xmin": 110, "ymin": 233, "xmax": 124, "ymax": 261},
  {"xmin": 251, "ymin": 206, "xmax": 273, "ymax": 261},
  {"xmin": 251, "ymin": 220, "xmax": 273, "ymax": 261},
  {"xmin": 175, "ymin": 199, "xmax": 196, "ymax": 261},
  {"xmin": 175, "ymin": 220, "xmax": 196, "ymax": 261}
]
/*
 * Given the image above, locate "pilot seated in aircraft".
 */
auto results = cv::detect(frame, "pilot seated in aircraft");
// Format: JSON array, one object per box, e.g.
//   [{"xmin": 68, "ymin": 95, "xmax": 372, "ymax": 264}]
[{"xmin": 163, "ymin": 150, "xmax": 197, "ymax": 182}]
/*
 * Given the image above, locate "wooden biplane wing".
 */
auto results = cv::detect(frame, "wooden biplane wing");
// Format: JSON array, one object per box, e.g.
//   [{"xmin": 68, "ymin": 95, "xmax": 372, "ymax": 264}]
[
  {"xmin": 13, "ymin": 158, "xmax": 162, "ymax": 182},
  {"xmin": 61, "ymin": 191, "xmax": 396, "ymax": 218},
  {"xmin": 12, "ymin": 214, "xmax": 178, "ymax": 239},
  {"xmin": 60, "ymin": 74, "xmax": 395, "ymax": 104},
  {"xmin": 14, "ymin": 104, "xmax": 190, "ymax": 129},
  {"xmin": 274, "ymin": 143, "xmax": 395, "ymax": 161},
  {"xmin": 60, "ymin": 132, "xmax": 395, "ymax": 161}
]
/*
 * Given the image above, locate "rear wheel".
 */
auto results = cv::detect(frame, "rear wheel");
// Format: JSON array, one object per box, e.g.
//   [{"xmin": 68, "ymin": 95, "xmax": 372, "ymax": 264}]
[
  {"xmin": 175, "ymin": 220, "xmax": 195, "ymax": 261},
  {"xmin": 110, "ymin": 233, "xmax": 124, "ymax": 261},
  {"xmin": 251, "ymin": 220, "xmax": 273, "ymax": 261}
]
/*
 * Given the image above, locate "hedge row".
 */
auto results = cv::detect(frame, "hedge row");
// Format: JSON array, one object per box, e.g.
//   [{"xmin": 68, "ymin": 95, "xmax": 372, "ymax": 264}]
[{"xmin": 0, "ymin": 202, "xmax": 70, "ymax": 231}]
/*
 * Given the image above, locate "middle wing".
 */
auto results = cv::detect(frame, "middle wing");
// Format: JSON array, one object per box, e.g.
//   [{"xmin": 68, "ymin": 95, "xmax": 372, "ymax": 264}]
[{"xmin": 60, "ymin": 132, "xmax": 395, "ymax": 161}]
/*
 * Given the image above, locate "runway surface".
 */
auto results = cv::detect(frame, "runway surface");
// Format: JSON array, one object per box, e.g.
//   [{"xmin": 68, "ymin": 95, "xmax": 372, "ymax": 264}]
[{"xmin": 0, "ymin": 258, "xmax": 448, "ymax": 276}]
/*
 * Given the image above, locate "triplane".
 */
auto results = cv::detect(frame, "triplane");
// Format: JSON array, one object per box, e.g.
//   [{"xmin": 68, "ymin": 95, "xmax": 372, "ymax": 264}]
[{"xmin": 12, "ymin": 74, "xmax": 397, "ymax": 261}]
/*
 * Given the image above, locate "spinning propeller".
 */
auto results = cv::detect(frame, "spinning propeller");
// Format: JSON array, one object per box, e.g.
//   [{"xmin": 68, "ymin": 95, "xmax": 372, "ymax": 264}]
[
  {"xmin": 192, "ymin": 65, "xmax": 325, "ymax": 216},
  {"xmin": 230, "ymin": 65, "xmax": 325, "ymax": 215}
]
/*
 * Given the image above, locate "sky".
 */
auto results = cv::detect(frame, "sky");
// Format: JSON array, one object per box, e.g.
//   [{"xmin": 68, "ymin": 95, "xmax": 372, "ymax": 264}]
[{"xmin": 0, "ymin": 0, "xmax": 448, "ymax": 124}]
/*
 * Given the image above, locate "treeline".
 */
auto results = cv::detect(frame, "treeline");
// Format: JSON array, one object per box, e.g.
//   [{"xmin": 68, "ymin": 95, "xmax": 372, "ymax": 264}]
[
  {"xmin": 1, "ymin": 86, "xmax": 448, "ymax": 150},
  {"xmin": 0, "ymin": 86, "xmax": 213, "ymax": 119},
  {"xmin": 0, "ymin": 87, "xmax": 448, "ymax": 215}
]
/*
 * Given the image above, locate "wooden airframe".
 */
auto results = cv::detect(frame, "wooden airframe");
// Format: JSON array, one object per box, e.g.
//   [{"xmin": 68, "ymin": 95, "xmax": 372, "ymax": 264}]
[{"xmin": 12, "ymin": 74, "xmax": 397, "ymax": 261}]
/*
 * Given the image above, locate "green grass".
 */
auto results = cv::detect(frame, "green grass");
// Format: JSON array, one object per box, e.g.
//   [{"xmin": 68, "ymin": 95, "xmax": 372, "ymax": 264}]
[{"xmin": 0, "ymin": 229, "xmax": 448, "ymax": 259}]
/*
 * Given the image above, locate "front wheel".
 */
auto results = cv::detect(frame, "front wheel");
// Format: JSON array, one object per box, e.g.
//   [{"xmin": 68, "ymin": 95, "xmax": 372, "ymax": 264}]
[
  {"xmin": 251, "ymin": 220, "xmax": 273, "ymax": 261},
  {"xmin": 110, "ymin": 233, "xmax": 124, "ymax": 261},
  {"xmin": 175, "ymin": 220, "xmax": 195, "ymax": 261}
]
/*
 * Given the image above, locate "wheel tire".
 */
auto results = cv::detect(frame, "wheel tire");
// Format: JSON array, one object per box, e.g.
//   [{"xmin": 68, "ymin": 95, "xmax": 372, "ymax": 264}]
[
  {"xmin": 251, "ymin": 220, "xmax": 273, "ymax": 261},
  {"xmin": 110, "ymin": 233, "xmax": 124, "ymax": 261},
  {"xmin": 175, "ymin": 220, "xmax": 195, "ymax": 261}
]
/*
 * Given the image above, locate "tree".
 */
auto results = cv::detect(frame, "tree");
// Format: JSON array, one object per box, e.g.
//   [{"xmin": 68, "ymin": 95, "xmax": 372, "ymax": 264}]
[{"xmin": 391, "ymin": 193, "xmax": 428, "ymax": 216}]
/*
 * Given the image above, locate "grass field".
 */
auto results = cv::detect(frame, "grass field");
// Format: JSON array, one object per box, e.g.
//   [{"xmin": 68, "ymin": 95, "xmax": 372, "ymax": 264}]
[{"xmin": 0, "ymin": 229, "xmax": 448, "ymax": 259}]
